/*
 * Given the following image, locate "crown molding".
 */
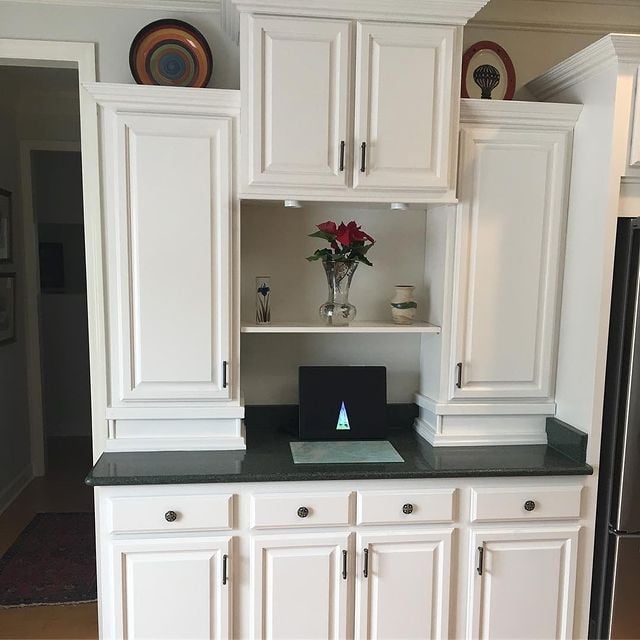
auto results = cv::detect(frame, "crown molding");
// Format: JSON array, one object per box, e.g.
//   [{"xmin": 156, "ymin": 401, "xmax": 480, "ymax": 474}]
[
  {"xmin": 0, "ymin": 0, "xmax": 221, "ymax": 11},
  {"xmin": 229, "ymin": 0, "xmax": 489, "ymax": 25},
  {"xmin": 468, "ymin": 0, "xmax": 640, "ymax": 36},
  {"xmin": 460, "ymin": 98, "xmax": 582, "ymax": 129},
  {"xmin": 526, "ymin": 34, "xmax": 640, "ymax": 101},
  {"xmin": 84, "ymin": 82, "xmax": 240, "ymax": 111}
]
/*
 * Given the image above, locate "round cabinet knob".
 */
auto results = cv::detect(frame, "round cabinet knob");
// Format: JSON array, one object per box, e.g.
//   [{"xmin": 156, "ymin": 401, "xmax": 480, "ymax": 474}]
[
  {"xmin": 297, "ymin": 506, "xmax": 310, "ymax": 518},
  {"xmin": 165, "ymin": 510, "xmax": 178, "ymax": 522},
  {"xmin": 524, "ymin": 500, "xmax": 536, "ymax": 512},
  {"xmin": 402, "ymin": 503, "xmax": 414, "ymax": 515}
]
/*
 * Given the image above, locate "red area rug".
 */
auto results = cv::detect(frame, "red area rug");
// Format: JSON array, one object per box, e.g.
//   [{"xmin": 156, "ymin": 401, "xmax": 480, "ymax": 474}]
[{"xmin": 0, "ymin": 512, "xmax": 97, "ymax": 607}]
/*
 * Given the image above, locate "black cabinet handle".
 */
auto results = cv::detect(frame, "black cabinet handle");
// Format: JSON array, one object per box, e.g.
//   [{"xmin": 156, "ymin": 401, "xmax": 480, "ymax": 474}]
[
  {"xmin": 165, "ymin": 510, "xmax": 177, "ymax": 522},
  {"xmin": 342, "ymin": 550, "xmax": 348, "ymax": 580},
  {"xmin": 477, "ymin": 546, "xmax": 484, "ymax": 576},
  {"xmin": 363, "ymin": 548, "xmax": 369, "ymax": 578},
  {"xmin": 222, "ymin": 553, "xmax": 228, "ymax": 585},
  {"xmin": 223, "ymin": 361, "xmax": 228, "ymax": 389},
  {"xmin": 524, "ymin": 500, "xmax": 536, "ymax": 512},
  {"xmin": 339, "ymin": 140, "xmax": 346, "ymax": 172},
  {"xmin": 360, "ymin": 142, "xmax": 367, "ymax": 173},
  {"xmin": 297, "ymin": 506, "xmax": 309, "ymax": 518},
  {"xmin": 456, "ymin": 362, "xmax": 463, "ymax": 389}
]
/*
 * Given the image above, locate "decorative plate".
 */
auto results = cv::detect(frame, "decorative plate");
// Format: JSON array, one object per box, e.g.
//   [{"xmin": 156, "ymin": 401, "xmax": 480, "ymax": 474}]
[
  {"xmin": 461, "ymin": 41, "xmax": 516, "ymax": 100},
  {"xmin": 129, "ymin": 19, "xmax": 213, "ymax": 88}
]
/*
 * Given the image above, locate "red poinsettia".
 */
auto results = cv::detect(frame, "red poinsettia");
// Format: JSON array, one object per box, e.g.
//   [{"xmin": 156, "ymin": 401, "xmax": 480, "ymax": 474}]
[{"xmin": 307, "ymin": 220, "xmax": 376, "ymax": 266}]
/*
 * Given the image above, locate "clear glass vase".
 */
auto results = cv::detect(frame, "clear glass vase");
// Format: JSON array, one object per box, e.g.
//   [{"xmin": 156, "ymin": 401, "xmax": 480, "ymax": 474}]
[{"xmin": 319, "ymin": 260, "xmax": 358, "ymax": 326}]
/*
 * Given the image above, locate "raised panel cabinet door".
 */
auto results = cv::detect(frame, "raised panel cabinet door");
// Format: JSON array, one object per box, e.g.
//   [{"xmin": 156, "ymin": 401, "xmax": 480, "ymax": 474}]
[
  {"xmin": 108, "ymin": 536, "xmax": 232, "ymax": 640},
  {"xmin": 106, "ymin": 112, "xmax": 232, "ymax": 402},
  {"xmin": 245, "ymin": 14, "xmax": 351, "ymax": 189},
  {"xmin": 252, "ymin": 532, "xmax": 352, "ymax": 639},
  {"xmin": 353, "ymin": 22, "xmax": 457, "ymax": 193},
  {"xmin": 467, "ymin": 528, "xmax": 579, "ymax": 640},
  {"xmin": 452, "ymin": 126, "xmax": 571, "ymax": 399},
  {"xmin": 356, "ymin": 530, "xmax": 452, "ymax": 640}
]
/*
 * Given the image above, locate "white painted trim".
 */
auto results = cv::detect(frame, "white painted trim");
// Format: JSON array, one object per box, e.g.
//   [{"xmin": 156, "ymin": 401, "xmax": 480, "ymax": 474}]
[
  {"xmin": 230, "ymin": 0, "xmax": 489, "ymax": 25},
  {"xmin": 19, "ymin": 140, "xmax": 81, "ymax": 478},
  {"xmin": 0, "ymin": 40, "xmax": 107, "ymax": 463},
  {"xmin": 0, "ymin": 465, "xmax": 32, "ymax": 516},
  {"xmin": 106, "ymin": 406, "xmax": 245, "ymax": 419},
  {"xmin": 460, "ymin": 99, "xmax": 583, "ymax": 129},
  {"xmin": 0, "ymin": 0, "xmax": 221, "ymax": 11},
  {"xmin": 414, "ymin": 416, "xmax": 548, "ymax": 447},
  {"xmin": 414, "ymin": 393, "xmax": 557, "ymax": 416},
  {"xmin": 526, "ymin": 34, "xmax": 640, "ymax": 101}
]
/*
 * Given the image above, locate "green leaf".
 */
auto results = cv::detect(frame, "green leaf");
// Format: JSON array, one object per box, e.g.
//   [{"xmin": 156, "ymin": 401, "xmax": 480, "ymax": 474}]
[{"xmin": 308, "ymin": 230, "xmax": 336, "ymax": 242}]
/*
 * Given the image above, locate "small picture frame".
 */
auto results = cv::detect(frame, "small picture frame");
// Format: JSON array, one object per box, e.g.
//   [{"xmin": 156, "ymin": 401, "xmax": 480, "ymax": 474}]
[
  {"xmin": 0, "ymin": 189, "xmax": 12, "ymax": 264},
  {"xmin": 0, "ymin": 274, "xmax": 16, "ymax": 346}
]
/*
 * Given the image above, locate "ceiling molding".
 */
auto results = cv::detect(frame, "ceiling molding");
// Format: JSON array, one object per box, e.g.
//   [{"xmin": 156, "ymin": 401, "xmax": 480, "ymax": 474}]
[
  {"xmin": 468, "ymin": 0, "xmax": 640, "ymax": 36},
  {"xmin": 525, "ymin": 34, "xmax": 640, "ymax": 100},
  {"xmin": 0, "ymin": 0, "xmax": 221, "ymax": 11},
  {"xmin": 229, "ymin": 0, "xmax": 490, "ymax": 25}
]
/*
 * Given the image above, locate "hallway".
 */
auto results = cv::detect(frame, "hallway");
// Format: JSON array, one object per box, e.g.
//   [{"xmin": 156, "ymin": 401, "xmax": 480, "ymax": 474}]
[{"xmin": 0, "ymin": 437, "xmax": 97, "ymax": 640}]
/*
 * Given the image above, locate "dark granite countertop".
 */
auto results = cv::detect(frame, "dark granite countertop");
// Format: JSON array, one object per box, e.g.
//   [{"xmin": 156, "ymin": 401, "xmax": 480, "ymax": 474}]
[{"xmin": 86, "ymin": 415, "xmax": 592, "ymax": 486}]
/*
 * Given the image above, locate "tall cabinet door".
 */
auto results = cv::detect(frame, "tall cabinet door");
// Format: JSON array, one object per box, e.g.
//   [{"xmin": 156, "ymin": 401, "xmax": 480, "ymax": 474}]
[
  {"xmin": 356, "ymin": 530, "xmax": 452, "ymax": 640},
  {"xmin": 467, "ymin": 528, "xmax": 579, "ymax": 640},
  {"xmin": 452, "ymin": 126, "xmax": 572, "ymax": 400},
  {"xmin": 108, "ymin": 536, "xmax": 232, "ymax": 640},
  {"xmin": 252, "ymin": 533, "xmax": 352, "ymax": 639},
  {"xmin": 244, "ymin": 15, "xmax": 351, "ymax": 190},
  {"xmin": 102, "ymin": 109, "xmax": 233, "ymax": 404},
  {"xmin": 353, "ymin": 22, "xmax": 456, "ymax": 193}
]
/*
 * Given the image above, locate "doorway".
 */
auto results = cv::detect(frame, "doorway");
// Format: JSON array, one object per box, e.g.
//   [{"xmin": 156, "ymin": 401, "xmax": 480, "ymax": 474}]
[{"xmin": 0, "ymin": 42, "xmax": 103, "ymax": 639}]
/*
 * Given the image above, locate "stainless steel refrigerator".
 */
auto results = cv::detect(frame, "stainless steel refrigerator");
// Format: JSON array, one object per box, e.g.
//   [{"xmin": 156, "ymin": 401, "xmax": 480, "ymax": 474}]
[{"xmin": 590, "ymin": 217, "xmax": 640, "ymax": 639}]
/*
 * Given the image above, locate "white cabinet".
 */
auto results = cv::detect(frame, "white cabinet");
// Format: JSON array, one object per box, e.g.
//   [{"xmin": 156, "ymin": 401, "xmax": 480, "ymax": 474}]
[
  {"xmin": 251, "ymin": 533, "xmax": 352, "ymax": 639},
  {"xmin": 353, "ymin": 22, "xmax": 455, "ymax": 193},
  {"xmin": 243, "ymin": 15, "xmax": 351, "ymax": 190},
  {"xmin": 107, "ymin": 535, "xmax": 232, "ymax": 640},
  {"xmin": 87, "ymin": 84, "xmax": 245, "ymax": 452},
  {"xmin": 356, "ymin": 530, "xmax": 452, "ymax": 640},
  {"xmin": 452, "ymin": 122, "xmax": 572, "ymax": 400},
  {"xmin": 467, "ymin": 527, "xmax": 579, "ymax": 640},
  {"xmin": 242, "ymin": 13, "xmax": 460, "ymax": 201}
]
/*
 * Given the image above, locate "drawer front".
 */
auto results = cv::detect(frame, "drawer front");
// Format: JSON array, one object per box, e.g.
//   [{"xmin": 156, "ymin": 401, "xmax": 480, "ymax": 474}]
[
  {"xmin": 470, "ymin": 486, "xmax": 582, "ymax": 522},
  {"xmin": 251, "ymin": 492, "xmax": 353, "ymax": 529},
  {"xmin": 109, "ymin": 494, "xmax": 233, "ymax": 533},
  {"xmin": 357, "ymin": 489, "xmax": 456, "ymax": 525}
]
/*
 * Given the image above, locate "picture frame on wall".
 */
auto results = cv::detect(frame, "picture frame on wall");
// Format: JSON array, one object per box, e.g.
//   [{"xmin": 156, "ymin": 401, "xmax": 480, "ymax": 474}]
[
  {"xmin": 0, "ymin": 189, "xmax": 12, "ymax": 264},
  {"xmin": 0, "ymin": 273, "xmax": 16, "ymax": 346}
]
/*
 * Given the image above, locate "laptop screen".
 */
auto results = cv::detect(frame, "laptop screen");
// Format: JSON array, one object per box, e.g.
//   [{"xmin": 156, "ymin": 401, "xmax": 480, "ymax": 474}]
[{"xmin": 298, "ymin": 366, "xmax": 387, "ymax": 440}]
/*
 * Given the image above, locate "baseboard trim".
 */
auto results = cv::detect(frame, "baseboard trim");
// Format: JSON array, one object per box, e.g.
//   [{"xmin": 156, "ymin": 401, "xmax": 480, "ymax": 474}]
[{"xmin": 0, "ymin": 465, "xmax": 33, "ymax": 516}]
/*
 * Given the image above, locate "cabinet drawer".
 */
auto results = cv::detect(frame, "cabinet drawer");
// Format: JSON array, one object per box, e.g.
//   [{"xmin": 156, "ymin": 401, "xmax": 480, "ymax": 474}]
[
  {"xmin": 250, "ymin": 492, "xmax": 352, "ymax": 529},
  {"xmin": 109, "ymin": 494, "xmax": 233, "ymax": 533},
  {"xmin": 470, "ymin": 486, "xmax": 582, "ymax": 522},
  {"xmin": 356, "ymin": 489, "xmax": 456, "ymax": 525}
]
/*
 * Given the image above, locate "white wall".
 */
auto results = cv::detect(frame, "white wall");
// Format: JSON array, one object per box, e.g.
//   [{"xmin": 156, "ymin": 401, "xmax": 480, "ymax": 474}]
[{"xmin": 0, "ymin": 1, "xmax": 240, "ymax": 89}]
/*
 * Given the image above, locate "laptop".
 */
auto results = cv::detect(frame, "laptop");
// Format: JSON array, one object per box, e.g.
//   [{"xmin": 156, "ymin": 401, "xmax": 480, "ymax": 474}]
[{"xmin": 298, "ymin": 366, "xmax": 387, "ymax": 440}]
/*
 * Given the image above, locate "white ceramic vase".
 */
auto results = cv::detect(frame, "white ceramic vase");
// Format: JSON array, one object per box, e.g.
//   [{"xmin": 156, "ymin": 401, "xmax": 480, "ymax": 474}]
[{"xmin": 390, "ymin": 285, "xmax": 417, "ymax": 325}]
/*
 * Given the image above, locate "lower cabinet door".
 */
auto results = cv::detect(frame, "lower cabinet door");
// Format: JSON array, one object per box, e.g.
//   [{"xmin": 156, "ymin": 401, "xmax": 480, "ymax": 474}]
[
  {"xmin": 252, "ymin": 532, "xmax": 353, "ymax": 639},
  {"xmin": 109, "ymin": 536, "xmax": 232, "ymax": 640},
  {"xmin": 468, "ymin": 527, "xmax": 580, "ymax": 640},
  {"xmin": 356, "ymin": 530, "xmax": 453, "ymax": 640}
]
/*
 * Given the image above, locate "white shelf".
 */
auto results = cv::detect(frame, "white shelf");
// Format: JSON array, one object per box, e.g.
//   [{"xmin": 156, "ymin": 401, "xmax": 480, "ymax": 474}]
[{"xmin": 241, "ymin": 321, "xmax": 441, "ymax": 334}]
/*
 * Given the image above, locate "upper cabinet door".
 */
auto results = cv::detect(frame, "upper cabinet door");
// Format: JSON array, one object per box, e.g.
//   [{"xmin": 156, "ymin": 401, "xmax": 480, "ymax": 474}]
[
  {"xmin": 103, "ymin": 109, "xmax": 234, "ymax": 403},
  {"xmin": 353, "ymin": 22, "xmax": 457, "ymax": 194},
  {"xmin": 451, "ymin": 126, "xmax": 572, "ymax": 400},
  {"xmin": 244, "ymin": 15, "xmax": 351, "ymax": 190}
]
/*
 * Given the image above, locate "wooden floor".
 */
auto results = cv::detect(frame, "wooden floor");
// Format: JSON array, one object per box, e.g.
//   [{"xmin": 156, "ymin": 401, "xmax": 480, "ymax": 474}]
[{"xmin": 0, "ymin": 437, "xmax": 98, "ymax": 640}]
